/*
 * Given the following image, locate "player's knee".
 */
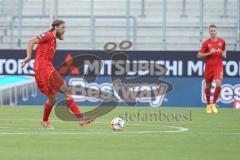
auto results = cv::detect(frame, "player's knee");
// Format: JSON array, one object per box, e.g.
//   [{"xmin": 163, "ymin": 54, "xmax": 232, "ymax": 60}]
[
  {"xmin": 64, "ymin": 94, "xmax": 73, "ymax": 100},
  {"xmin": 62, "ymin": 88, "xmax": 73, "ymax": 100},
  {"xmin": 48, "ymin": 99, "xmax": 56, "ymax": 105},
  {"xmin": 64, "ymin": 88, "xmax": 72, "ymax": 95},
  {"xmin": 205, "ymin": 83, "xmax": 211, "ymax": 89},
  {"xmin": 60, "ymin": 86, "xmax": 72, "ymax": 95},
  {"xmin": 48, "ymin": 96, "xmax": 56, "ymax": 105},
  {"xmin": 216, "ymin": 81, "xmax": 222, "ymax": 87}
]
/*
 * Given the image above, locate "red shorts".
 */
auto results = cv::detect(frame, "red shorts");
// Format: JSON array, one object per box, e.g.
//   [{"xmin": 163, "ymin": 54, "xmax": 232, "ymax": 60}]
[
  {"xmin": 204, "ymin": 65, "xmax": 223, "ymax": 83},
  {"xmin": 35, "ymin": 68, "xmax": 65, "ymax": 96}
]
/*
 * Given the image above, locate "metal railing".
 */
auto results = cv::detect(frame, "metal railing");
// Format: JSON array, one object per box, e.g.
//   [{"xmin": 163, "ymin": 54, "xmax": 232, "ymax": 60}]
[
  {"xmin": 199, "ymin": 0, "xmax": 204, "ymax": 42},
  {"xmin": 0, "ymin": 0, "xmax": 4, "ymax": 15},
  {"xmin": 237, "ymin": 0, "xmax": 240, "ymax": 50},
  {"xmin": 181, "ymin": 0, "xmax": 187, "ymax": 17},
  {"xmin": 140, "ymin": 0, "xmax": 146, "ymax": 17},
  {"xmin": 10, "ymin": 15, "xmax": 137, "ymax": 49},
  {"xmin": 162, "ymin": 0, "xmax": 167, "ymax": 50},
  {"xmin": 9, "ymin": 0, "xmax": 136, "ymax": 50},
  {"xmin": 223, "ymin": 0, "xmax": 228, "ymax": 17}
]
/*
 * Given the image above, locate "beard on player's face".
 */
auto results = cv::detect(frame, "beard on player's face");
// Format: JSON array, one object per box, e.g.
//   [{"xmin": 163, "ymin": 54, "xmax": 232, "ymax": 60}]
[{"xmin": 56, "ymin": 30, "xmax": 64, "ymax": 40}]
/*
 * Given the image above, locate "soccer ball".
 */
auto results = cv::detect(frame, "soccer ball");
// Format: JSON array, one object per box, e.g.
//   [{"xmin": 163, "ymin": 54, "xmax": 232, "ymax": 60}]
[{"xmin": 111, "ymin": 117, "xmax": 125, "ymax": 131}]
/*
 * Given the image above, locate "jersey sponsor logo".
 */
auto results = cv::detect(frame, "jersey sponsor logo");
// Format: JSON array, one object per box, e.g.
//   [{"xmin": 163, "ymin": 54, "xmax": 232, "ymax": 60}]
[{"xmin": 39, "ymin": 34, "xmax": 46, "ymax": 39}]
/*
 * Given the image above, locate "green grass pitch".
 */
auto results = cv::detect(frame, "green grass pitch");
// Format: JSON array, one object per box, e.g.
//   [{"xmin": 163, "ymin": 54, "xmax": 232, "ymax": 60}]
[{"xmin": 0, "ymin": 106, "xmax": 240, "ymax": 160}]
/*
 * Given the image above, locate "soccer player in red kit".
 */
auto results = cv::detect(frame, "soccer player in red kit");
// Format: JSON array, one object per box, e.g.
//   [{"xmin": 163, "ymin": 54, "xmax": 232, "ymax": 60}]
[
  {"xmin": 21, "ymin": 20, "xmax": 95, "ymax": 129},
  {"xmin": 197, "ymin": 24, "xmax": 226, "ymax": 113}
]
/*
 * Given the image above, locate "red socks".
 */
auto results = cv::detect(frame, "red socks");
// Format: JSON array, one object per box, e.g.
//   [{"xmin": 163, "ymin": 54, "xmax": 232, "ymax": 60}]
[
  {"xmin": 43, "ymin": 99, "xmax": 83, "ymax": 121},
  {"xmin": 43, "ymin": 102, "xmax": 54, "ymax": 122},
  {"xmin": 205, "ymin": 88, "xmax": 211, "ymax": 105},
  {"xmin": 213, "ymin": 87, "xmax": 221, "ymax": 104},
  {"xmin": 65, "ymin": 99, "xmax": 83, "ymax": 118},
  {"xmin": 205, "ymin": 87, "xmax": 221, "ymax": 104}
]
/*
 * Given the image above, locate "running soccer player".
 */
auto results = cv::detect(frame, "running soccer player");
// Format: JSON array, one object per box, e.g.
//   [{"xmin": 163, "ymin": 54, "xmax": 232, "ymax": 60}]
[
  {"xmin": 197, "ymin": 24, "xmax": 226, "ymax": 113},
  {"xmin": 21, "ymin": 20, "xmax": 95, "ymax": 129}
]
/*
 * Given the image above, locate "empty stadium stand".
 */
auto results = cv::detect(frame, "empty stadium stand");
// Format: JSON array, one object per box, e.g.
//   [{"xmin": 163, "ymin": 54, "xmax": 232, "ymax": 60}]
[{"xmin": 0, "ymin": 0, "xmax": 239, "ymax": 50}]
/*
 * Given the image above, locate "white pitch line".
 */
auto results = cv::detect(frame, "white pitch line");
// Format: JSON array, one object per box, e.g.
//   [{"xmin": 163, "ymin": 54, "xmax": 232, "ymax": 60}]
[
  {"xmin": 0, "ymin": 118, "xmax": 189, "ymax": 135},
  {"xmin": 2, "ymin": 119, "xmax": 239, "ymax": 135},
  {"xmin": 0, "ymin": 118, "xmax": 187, "ymax": 127},
  {"xmin": 0, "ymin": 128, "xmax": 188, "ymax": 135},
  {"xmin": 2, "ymin": 130, "xmax": 240, "ymax": 135},
  {"xmin": 183, "ymin": 131, "xmax": 240, "ymax": 135},
  {"xmin": 94, "ymin": 121, "xmax": 175, "ymax": 127},
  {"xmin": 0, "ymin": 118, "xmax": 59, "ymax": 122},
  {"xmin": 163, "ymin": 126, "xmax": 189, "ymax": 132},
  {"xmin": 0, "ymin": 126, "xmax": 46, "ymax": 130},
  {"xmin": 0, "ymin": 126, "xmax": 188, "ymax": 133}
]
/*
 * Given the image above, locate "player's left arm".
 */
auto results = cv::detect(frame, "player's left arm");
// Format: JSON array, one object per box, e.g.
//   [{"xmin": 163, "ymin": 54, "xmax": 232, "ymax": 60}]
[
  {"xmin": 222, "ymin": 49, "xmax": 227, "ymax": 58},
  {"xmin": 222, "ymin": 40, "xmax": 227, "ymax": 58}
]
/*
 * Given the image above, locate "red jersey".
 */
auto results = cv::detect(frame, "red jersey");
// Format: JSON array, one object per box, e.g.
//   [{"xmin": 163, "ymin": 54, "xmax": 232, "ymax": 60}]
[
  {"xmin": 200, "ymin": 38, "xmax": 226, "ymax": 67},
  {"xmin": 34, "ymin": 32, "xmax": 56, "ymax": 71}
]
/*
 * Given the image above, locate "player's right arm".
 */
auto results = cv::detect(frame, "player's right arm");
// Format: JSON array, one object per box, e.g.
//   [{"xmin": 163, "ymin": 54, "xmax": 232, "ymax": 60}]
[
  {"xmin": 21, "ymin": 37, "xmax": 39, "ymax": 68},
  {"xmin": 197, "ymin": 49, "xmax": 215, "ymax": 59},
  {"xmin": 197, "ymin": 40, "xmax": 214, "ymax": 59}
]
